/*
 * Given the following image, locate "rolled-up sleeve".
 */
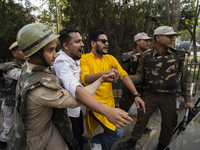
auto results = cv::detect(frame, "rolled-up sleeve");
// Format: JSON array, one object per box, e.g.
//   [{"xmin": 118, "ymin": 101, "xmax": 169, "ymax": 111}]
[
  {"xmin": 110, "ymin": 55, "xmax": 128, "ymax": 80},
  {"xmin": 80, "ymin": 55, "xmax": 90, "ymax": 86}
]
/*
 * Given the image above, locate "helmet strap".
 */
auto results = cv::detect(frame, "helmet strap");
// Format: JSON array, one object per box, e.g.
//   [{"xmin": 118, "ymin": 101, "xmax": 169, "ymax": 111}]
[{"xmin": 38, "ymin": 48, "xmax": 49, "ymax": 67}]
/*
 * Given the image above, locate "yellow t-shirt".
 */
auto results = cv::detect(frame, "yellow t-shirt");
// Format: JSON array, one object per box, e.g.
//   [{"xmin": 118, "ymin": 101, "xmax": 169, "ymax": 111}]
[{"xmin": 80, "ymin": 52, "xmax": 128, "ymax": 136}]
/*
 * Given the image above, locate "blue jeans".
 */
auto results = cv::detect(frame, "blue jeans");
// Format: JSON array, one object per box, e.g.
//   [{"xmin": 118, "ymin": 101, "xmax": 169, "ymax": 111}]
[{"xmin": 89, "ymin": 110, "xmax": 124, "ymax": 150}]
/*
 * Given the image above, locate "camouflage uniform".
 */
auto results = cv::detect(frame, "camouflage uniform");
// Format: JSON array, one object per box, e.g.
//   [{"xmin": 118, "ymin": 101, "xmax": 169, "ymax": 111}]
[
  {"xmin": 0, "ymin": 60, "xmax": 21, "ymax": 143},
  {"xmin": 8, "ymin": 62, "xmax": 80, "ymax": 150},
  {"xmin": 130, "ymin": 48, "xmax": 191, "ymax": 145},
  {"xmin": 119, "ymin": 49, "xmax": 141, "ymax": 112}
]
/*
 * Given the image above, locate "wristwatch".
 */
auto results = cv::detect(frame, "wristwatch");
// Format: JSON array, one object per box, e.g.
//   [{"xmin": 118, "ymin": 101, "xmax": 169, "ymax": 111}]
[{"xmin": 134, "ymin": 93, "xmax": 141, "ymax": 98}]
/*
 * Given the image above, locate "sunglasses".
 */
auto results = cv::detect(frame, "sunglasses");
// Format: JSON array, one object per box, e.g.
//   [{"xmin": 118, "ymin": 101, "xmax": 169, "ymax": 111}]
[{"xmin": 94, "ymin": 39, "xmax": 109, "ymax": 44}]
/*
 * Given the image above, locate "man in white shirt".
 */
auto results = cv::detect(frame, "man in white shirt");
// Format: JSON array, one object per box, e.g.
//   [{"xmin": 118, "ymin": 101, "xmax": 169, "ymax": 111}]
[{"xmin": 52, "ymin": 27, "xmax": 132, "ymax": 150}]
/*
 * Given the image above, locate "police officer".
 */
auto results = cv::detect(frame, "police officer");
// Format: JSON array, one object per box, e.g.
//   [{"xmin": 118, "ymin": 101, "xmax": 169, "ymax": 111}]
[
  {"xmin": 119, "ymin": 32, "xmax": 152, "ymax": 135},
  {"xmin": 120, "ymin": 32, "xmax": 152, "ymax": 112},
  {"xmin": 118, "ymin": 26, "xmax": 194, "ymax": 150},
  {"xmin": 0, "ymin": 41, "xmax": 27, "ymax": 149},
  {"xmin": 8, "ymin": 23, "xmax": 133, "ymax": 150}
]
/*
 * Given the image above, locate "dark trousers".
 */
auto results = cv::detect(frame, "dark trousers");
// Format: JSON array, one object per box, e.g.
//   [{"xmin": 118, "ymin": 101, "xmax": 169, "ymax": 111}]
[
  {"xmin": 131, "ymin": 90, "xmax": 178, "ymax": 145},
  {"xmin": 69, "ymin": 110, "xmax": 84, "ymax": 150}
]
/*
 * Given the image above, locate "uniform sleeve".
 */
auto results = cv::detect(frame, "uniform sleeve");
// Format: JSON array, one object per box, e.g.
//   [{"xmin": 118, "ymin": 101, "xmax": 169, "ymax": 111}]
[
  {"xmin": 180, "ymin": 61, "xmax": 192, "ymax": 102},
  {"xmin": 28, "ymin": 86, "xmax": 81, "ymax": 108},
  {"xmin": 84, "ymin": 80, "xmax": 101, "ymax": 96},
  {"xmin": 122, "ymin": 60, "xmax": 130, "ymax": 73},
  {"xmin": 80, "ymin": 55, "xmax": 90, "ymax": 86},
  {"xmin": 130, "ymin": 58, "xmax": 144, "ymax": 85}
]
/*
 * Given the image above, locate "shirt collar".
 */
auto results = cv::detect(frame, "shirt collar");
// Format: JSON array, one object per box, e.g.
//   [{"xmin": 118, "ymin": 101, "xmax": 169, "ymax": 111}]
[
  {"xmin": 26, "ymin": 61, "xmax": 37, "ymax": 73},
  {"xmin": 59, "ymin": 50, "xmax": 80, "ymax": 66},
  {"xmin": 90, "ymin": 52, "xmax": 104, "ymax": 60},
  {"xmin": 152, "ymin": 48, "xmax": 173, "ymax": 57}
]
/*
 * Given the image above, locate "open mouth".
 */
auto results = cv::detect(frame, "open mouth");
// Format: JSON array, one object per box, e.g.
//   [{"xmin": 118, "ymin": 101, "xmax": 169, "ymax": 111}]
[
  {"xmin": 103, "ymin": 47, "xmax": 108, "ymax": 50},
  {"xmin": 79, "ymin": 49, "xmax": 83, "ymax": 54}
]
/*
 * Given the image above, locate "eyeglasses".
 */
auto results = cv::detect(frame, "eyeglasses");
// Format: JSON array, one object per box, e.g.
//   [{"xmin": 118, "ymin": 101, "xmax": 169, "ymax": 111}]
[{"xmin": 94, "ymin": 39, "xmax": 109, "ymax": 44}]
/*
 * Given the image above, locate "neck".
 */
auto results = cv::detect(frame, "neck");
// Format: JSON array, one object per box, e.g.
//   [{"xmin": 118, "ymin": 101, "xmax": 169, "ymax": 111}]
[
  {"xmin": 136, "ymin": 47, "xmax": 145, "ymax": 53},
  {"xmin": 155, "ymin": 43, "xmax": 168, "ymax": 55},
  {"xmin": 91, "ymin": 49, "xmax": 103, "ymax": 59},
  {"xmin": 29, "ymin": 57, "xmax": 44, "ymax": 66}
]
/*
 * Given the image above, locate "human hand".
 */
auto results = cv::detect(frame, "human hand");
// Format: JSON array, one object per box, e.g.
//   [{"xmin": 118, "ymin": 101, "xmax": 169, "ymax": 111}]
[
  {"xmin": 135, "ymin": 97, "xmax": 146, "ymax": 113},
  {"xmin": 184, "ymin": 102, "xmax": 195, "ymax": 110},
  {"xmin": 105, "ymin": 107, "xmax": 133, "ymax": 129},
  {"xmin": 105, "ymin": 67, "xmax": 121, "ymax": 82},
  {"xmin": 98, "ymin": 72, "xmax": 116, "ymax": 83}
]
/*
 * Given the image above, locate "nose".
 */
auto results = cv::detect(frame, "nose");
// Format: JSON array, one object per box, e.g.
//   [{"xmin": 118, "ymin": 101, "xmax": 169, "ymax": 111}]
[
  {"xmin": 81, "ymin": 41, "xmax": 84, "ymax": 47},
  {"xmin": 53, "ymin": 50, "xmax": 58, "ymax": 58}
]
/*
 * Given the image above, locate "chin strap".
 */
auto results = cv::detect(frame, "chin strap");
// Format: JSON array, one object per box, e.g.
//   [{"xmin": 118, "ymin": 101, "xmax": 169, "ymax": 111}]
[
  {"xmin": 38, "ymin": 48, "xmax": 49, "ymax": 67},
  {"xmin": 31, "ymin": 48, "xmax": 49, "ymax": 67}
]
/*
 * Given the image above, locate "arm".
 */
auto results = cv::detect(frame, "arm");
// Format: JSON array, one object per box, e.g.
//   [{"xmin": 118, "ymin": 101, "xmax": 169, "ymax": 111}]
[
  {"xmin": 84, "ymin": 72, "xmax": 116, "ymax": 96},
  {"xmin": 122, "ymin": 75, "xmax": 146, "ymax": 113},
  {"xmin": 129, "ymin": 59, "xmax": 144, "ymax": 85},
  {"xmin": 181, "ymin": 62, "xmax": 194, "ymax": 110},
  {"xmin": 75, "ymin": 86, "xmax": 132, "ymax": 128},
  {"xmin": 84, "ymin": 68, "xmax": 120, "ymax": 84}
]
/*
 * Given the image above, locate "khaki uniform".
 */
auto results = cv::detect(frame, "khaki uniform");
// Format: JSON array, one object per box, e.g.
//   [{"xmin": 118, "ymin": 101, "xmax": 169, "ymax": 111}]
[
  {"xmin": 119, "ymin": 49, "xmax": 141, "ymax": 112},
  {"xmin": 130, "ymin": 48, "xmax": 191, "ymax": 145},
  {"xmin": 8, "ymin": 62, "xmax": 101, "ymax": 150}
]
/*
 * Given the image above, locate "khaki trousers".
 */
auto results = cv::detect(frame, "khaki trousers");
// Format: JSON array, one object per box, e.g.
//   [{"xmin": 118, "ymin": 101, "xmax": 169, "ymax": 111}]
[{"xmin": 131, "ymin": 90, "xmax": 178, "ymax": 145}]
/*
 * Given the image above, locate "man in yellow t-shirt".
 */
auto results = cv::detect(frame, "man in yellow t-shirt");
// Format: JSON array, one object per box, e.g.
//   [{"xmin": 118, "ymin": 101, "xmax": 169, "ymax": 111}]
[{"xmin": 80, "ymin": 30, "xmax": 145, "ymax": 150}]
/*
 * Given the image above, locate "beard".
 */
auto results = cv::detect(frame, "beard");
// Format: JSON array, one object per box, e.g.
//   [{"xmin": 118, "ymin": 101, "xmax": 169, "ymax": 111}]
[
  {"xmin": 73, "ymin": 55, "xmax": 81, "ymax": 60},
  {"xmin": 96, "ymin": 43, "xmax": 106, "ymax": 55}
]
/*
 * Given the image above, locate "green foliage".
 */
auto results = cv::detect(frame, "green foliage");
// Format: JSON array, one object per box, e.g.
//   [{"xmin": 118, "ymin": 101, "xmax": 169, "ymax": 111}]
[
  {"xmin": 60, "ymin": 0, "xmax": 150, "ymax": 59},
  {"xmin": 179, "ymin": 0, "xmax": 196, "ymax": 31},
  {"xmin": 0, "ymin": 0, "xmax": 35, "ymax": 61}
]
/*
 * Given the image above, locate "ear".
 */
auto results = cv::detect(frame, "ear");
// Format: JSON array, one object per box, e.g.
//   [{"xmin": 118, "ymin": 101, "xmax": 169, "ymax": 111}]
[
  {"xmin": 63, "ymin": 42, "xmax": 69, "ymax": 50},
  {"xmin": 11, "ymin": 50, "xmax": 16, "ymax": 57},
  {"xmin": 91, "ymin": 41, "xmax": 96, "ymax": 48},
  {"xmin": 156, "ymin": 35, "xmax": 160, "ymax": 41},
  {"xmin": 136, "ymin": 40, "xmax": 140, "ymax": 45}
]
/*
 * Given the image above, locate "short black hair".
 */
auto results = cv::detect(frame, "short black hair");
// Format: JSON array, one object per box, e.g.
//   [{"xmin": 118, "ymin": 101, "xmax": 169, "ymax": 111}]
[
  {"xmin": 89, "ymin": 30, "xmax": 107, "ymax": 47},
  {"xmin": 59, "ymin": 27, "xmax": 80, "ymax": 49}
]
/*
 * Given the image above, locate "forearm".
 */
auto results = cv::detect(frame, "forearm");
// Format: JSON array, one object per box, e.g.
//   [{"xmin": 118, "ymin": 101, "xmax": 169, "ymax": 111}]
[
  {"xmin": 122, "ymin": 75, "xmax": 139, "ymax": 95},
  {"xmin": 84, "ymin": 80, "xmax": 101, "ymax": 96},
  {"xmin": 84, "ymin": 72, "xmax": 104, "ymax": 84},
  {"xmin": 75, "ymin": 86, "xmax": 111, "ymax": 115},
  {"xmin": 130, "ymin": 59, "xmax": 144, "ymax": 85}
]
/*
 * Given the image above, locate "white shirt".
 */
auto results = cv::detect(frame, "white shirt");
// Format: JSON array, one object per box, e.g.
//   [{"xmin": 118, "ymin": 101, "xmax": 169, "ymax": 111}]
[{"xmin": 52, "ymin": 50, "xmax": 82, "ymax": 117}]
